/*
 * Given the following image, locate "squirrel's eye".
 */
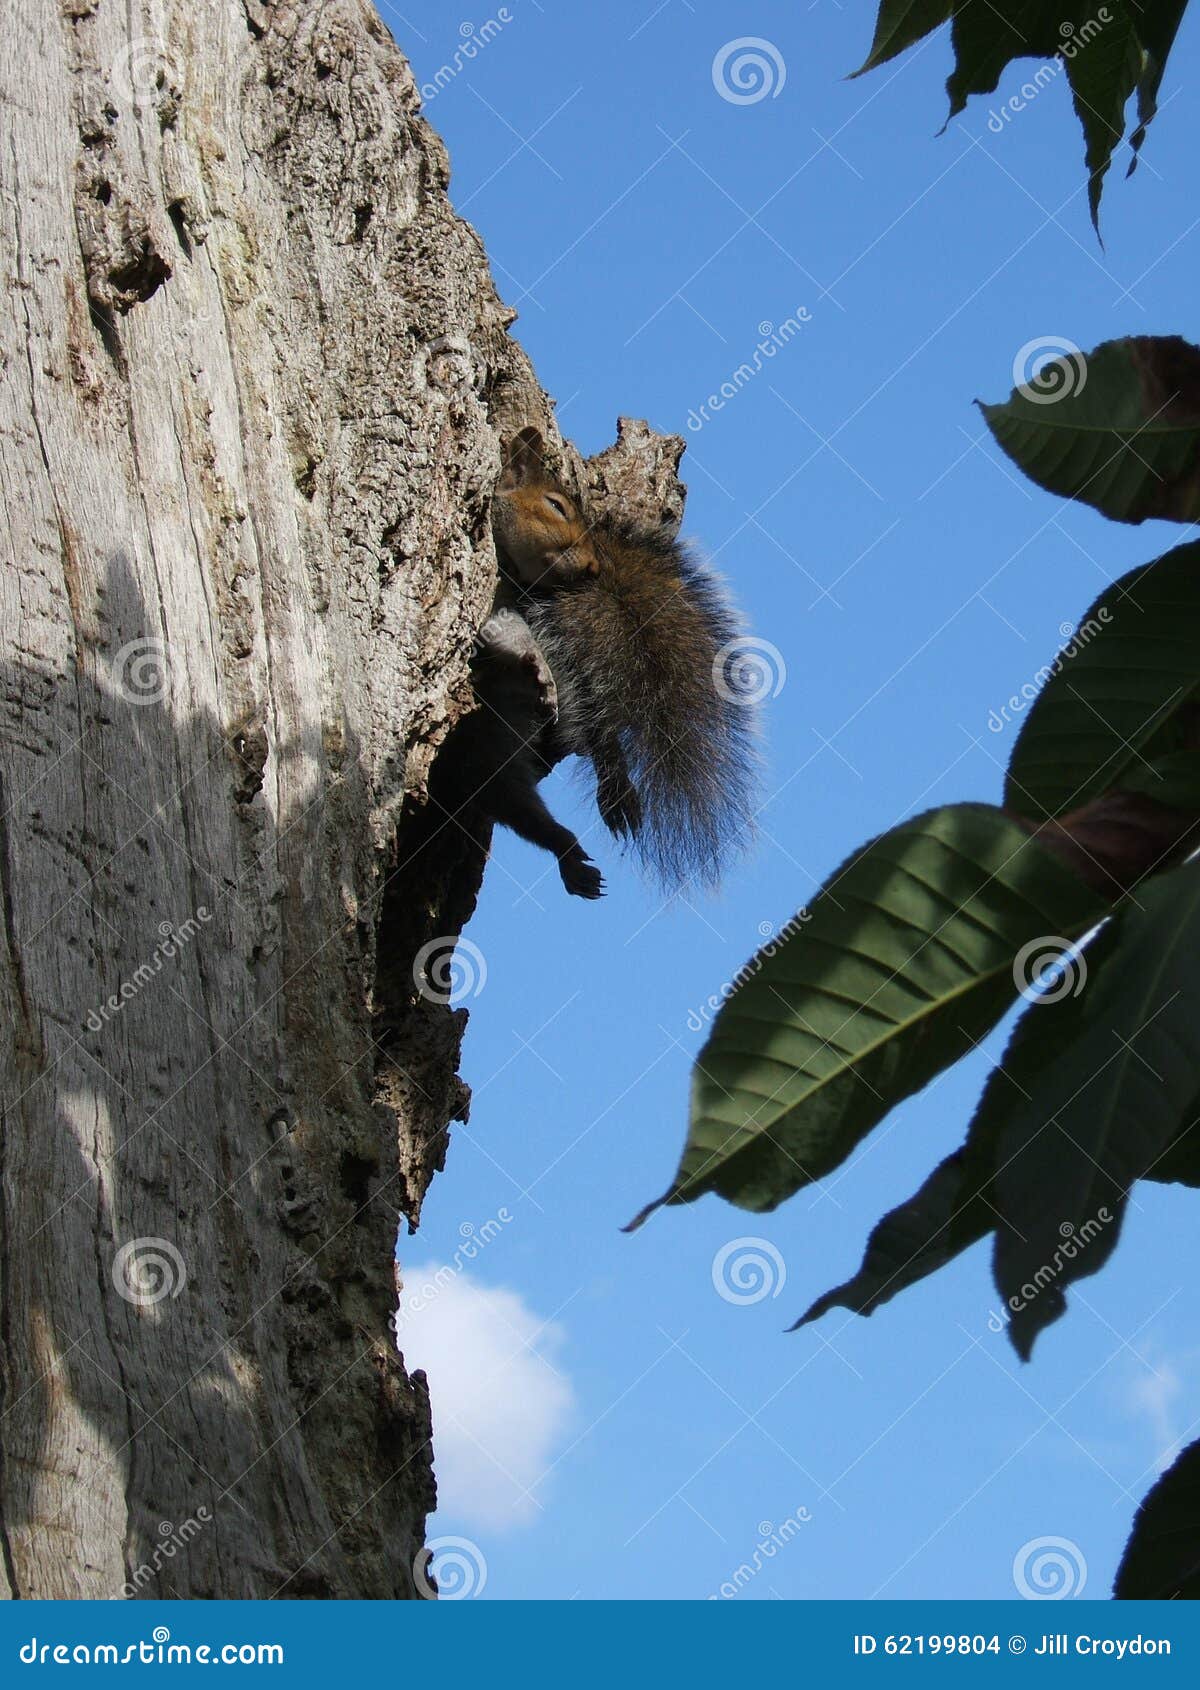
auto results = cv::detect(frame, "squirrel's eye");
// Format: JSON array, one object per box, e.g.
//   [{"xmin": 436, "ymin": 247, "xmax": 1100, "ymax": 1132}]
[{"xmin": 544, "ymin": 494, "xmax": 570, "ymax": 519}]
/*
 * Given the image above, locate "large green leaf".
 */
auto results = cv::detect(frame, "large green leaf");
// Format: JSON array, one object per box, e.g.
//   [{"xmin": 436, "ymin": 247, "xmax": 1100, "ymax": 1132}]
[
  {"xmin": 792, "ymin": 1148, "xmax": 990, "ymax": 1329},
  {"xmin": 980, "ymin": 337, "xmax": 1200, "ymax": 524},
  {"xmin": 1003, "ymin": 541, "xmax": 1200, "ymax": 821},
  {"xmin": 1146, "ymin": 1094, "xmax": 1200, "ymax": 1187},
  {"xmin": 1118, "ymin": 750, "xmax": 1200, "ymax": 811},
  {"xmin": 944, "ymin": 0, "xmax": 1061, "ymax": 115},
  {"xmin": 852, "ymin": 0, "xmax": 951, "ymax": 76},
  {"xmin": 1115, "ymin": 1437, "xmax": 1200, "ymax": 1598},
  {"xmin": 796, "ymin": 918, "xmax": 1119, "ymax": 1329},
  {"xmin": 992, "ymin": 859, "xmax": 1200, "ymax": 1358},
  {"xmin": 947, "ymin": 3, "xmax": 1141, "ymax": 228},
  {"xmin": 629, "ymin": 805, "xmax": 1106, "ymax": 1225}
]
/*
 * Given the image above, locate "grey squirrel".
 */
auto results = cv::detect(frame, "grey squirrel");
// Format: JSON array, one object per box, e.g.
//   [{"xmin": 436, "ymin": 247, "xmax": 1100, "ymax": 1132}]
[{"xmin": 434, "ymin": 427, "xmax": 758, "ymax": 898}]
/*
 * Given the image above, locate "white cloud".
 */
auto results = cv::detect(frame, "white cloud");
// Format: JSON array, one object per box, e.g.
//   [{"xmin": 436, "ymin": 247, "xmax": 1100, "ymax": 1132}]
[
  {"xmin": 1135, "ymin": 1365, "xmax": 1183, "ymax": 1473},
  {"xmin": 1125, "ymin": 1350, "xmax": 1184, "ymax": 1474},
  {"xmin": 397, "ymin": 1264, "xmax": 575, "ymax": 1531}
]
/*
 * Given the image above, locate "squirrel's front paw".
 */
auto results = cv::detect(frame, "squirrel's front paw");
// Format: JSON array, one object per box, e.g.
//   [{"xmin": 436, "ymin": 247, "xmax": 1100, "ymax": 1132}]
[
  {"xmin": 559, "ymin": 846, "xmax": 604, "ymax": 900},
  {"xmin": 478, "ymin": 610, "xmax": 558, "ymax": 720},
  {"xmin": 520, "ymin": 647, "xmax": 558, "ymax": 722}
]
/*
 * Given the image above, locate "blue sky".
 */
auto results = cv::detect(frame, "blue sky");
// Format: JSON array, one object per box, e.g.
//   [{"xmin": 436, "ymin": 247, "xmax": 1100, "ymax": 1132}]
[{"xmin": 387, "ymin": 0, "xmax": 1200, "ymax": 1601}]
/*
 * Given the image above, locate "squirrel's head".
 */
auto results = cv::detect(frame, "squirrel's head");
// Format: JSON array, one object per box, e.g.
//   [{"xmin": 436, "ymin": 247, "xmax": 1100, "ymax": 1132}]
[{"xmin": 492, "ymin": 427, "xmax": 600, "ymax": 589}]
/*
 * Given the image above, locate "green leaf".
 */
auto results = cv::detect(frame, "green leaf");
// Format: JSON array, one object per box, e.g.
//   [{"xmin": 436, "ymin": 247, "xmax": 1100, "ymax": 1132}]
[
  {"xmin": 799, "ymin": 878, "xmax": 1200, "ymax": 1343},
  {"xmin": 1061, "ymin": 7, "xmax": 1142, "ymax": 228},
  {"xmin": 852, "ymin": 0, "xmax": 951, "ymax": 77},
  {"xmin": 1003, "ymin": 542, "xmax": 1200, "ymax": 821},
  {"xmin": 1146, "ymin": 1082, "xmax": 1200, "ymax": 1186},
  {"xmin": 946, "ymin": 4, "xmax": 1144, "ymax": 228},
  {"xmin": 992, "ymin": 859, "xmax": 1200, "ymax": 1358},
  {"xmin": 1145, "ymin": 1106, "xmax": 1200, "ymax": 1186},
  {"xmin": 792, "ymin": 1149, "xmax": 991, "ymax": 1329},
  {"xmin": 1127, "ymin": 0, "xmax": 1188, "ymax": 177},
  {"xmin": 1115, "ymin": 1436, "xmax": 1200, "ymax": 1598},
  {"xmin": 979, "ymin": 336, "xmax": 1200, "ymax": 524},
  {"xmin": 797, "ymin": 917, "xmax": 1120, "ymax": 1328},
  {"xmin": 1118, "ymin": 750, "xmax": 1200, "ymax": 811},
  {"xmin": 856, "ymin": 2, "xmax": 1186, "ymax": 221},
  {"xmin": 945, "ymin": 1, "xmax": 1065, "ymax": 117},
  {"xmin": 629, "ymin": 804, "xmax": 1106, "ymax": 1226}
]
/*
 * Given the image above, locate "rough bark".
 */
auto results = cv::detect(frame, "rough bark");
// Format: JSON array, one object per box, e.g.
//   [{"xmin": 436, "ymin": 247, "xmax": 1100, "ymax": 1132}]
[{"xmin": 0, "ymin": 0, "xmax": 683, "ymax": 1599}]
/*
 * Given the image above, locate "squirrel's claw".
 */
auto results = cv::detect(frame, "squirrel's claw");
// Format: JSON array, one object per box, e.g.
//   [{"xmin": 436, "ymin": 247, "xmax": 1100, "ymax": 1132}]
[{"xmin": 560, "ymin": 847, "xmax": 605, "ymax": 900}]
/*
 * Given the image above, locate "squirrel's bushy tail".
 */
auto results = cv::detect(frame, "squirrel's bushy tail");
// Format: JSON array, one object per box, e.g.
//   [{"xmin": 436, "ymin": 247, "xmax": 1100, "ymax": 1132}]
[{"xmin": 527, "ymin": 523, "xmax": 759, "ymax": 889}]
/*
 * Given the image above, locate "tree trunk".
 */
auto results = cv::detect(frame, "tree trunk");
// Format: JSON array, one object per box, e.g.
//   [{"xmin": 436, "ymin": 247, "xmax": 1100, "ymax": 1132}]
[{"xmin": 0, "ymin": 0, "xmax": 683, "ymax": 1599}]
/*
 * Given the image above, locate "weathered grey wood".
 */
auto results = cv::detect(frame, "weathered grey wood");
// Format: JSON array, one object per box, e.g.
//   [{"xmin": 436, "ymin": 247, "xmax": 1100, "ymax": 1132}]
[{"xmin": 0, "ymin": 0, "xmax": 685, "ymax": 1599}]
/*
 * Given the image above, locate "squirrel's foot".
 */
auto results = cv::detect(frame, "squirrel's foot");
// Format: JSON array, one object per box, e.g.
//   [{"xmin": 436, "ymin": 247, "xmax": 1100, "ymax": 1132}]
[
  {"xmin": 519, "ymin": 646, "xmax": 558, "ymax": 722},
  {"xmin": 477, "ymin": 607, "xmax": 526, "ymax": 653},
  {"xmin": 478, "ymin": 609, "xmax": 558, "ymax": 720},
  {"xmin": 599, "ymin": 778, "xmax": 643, "ymax": 840},
  {"xmin": 559, "ymin": 846, "xmax": 604, "ymax": 900}
]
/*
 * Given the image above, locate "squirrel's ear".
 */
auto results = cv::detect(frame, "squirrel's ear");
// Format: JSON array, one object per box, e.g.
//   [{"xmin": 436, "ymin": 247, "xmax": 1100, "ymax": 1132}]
[{"xmin": 499, "ymin": 426, "xmax": 548, "ymax": 489}]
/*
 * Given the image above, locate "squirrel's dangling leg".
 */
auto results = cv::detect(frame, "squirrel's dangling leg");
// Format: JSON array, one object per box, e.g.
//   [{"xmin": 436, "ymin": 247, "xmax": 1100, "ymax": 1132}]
[{"xmin": 482, "ymin": 771, "xmax": 604, "ymax": 900}]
